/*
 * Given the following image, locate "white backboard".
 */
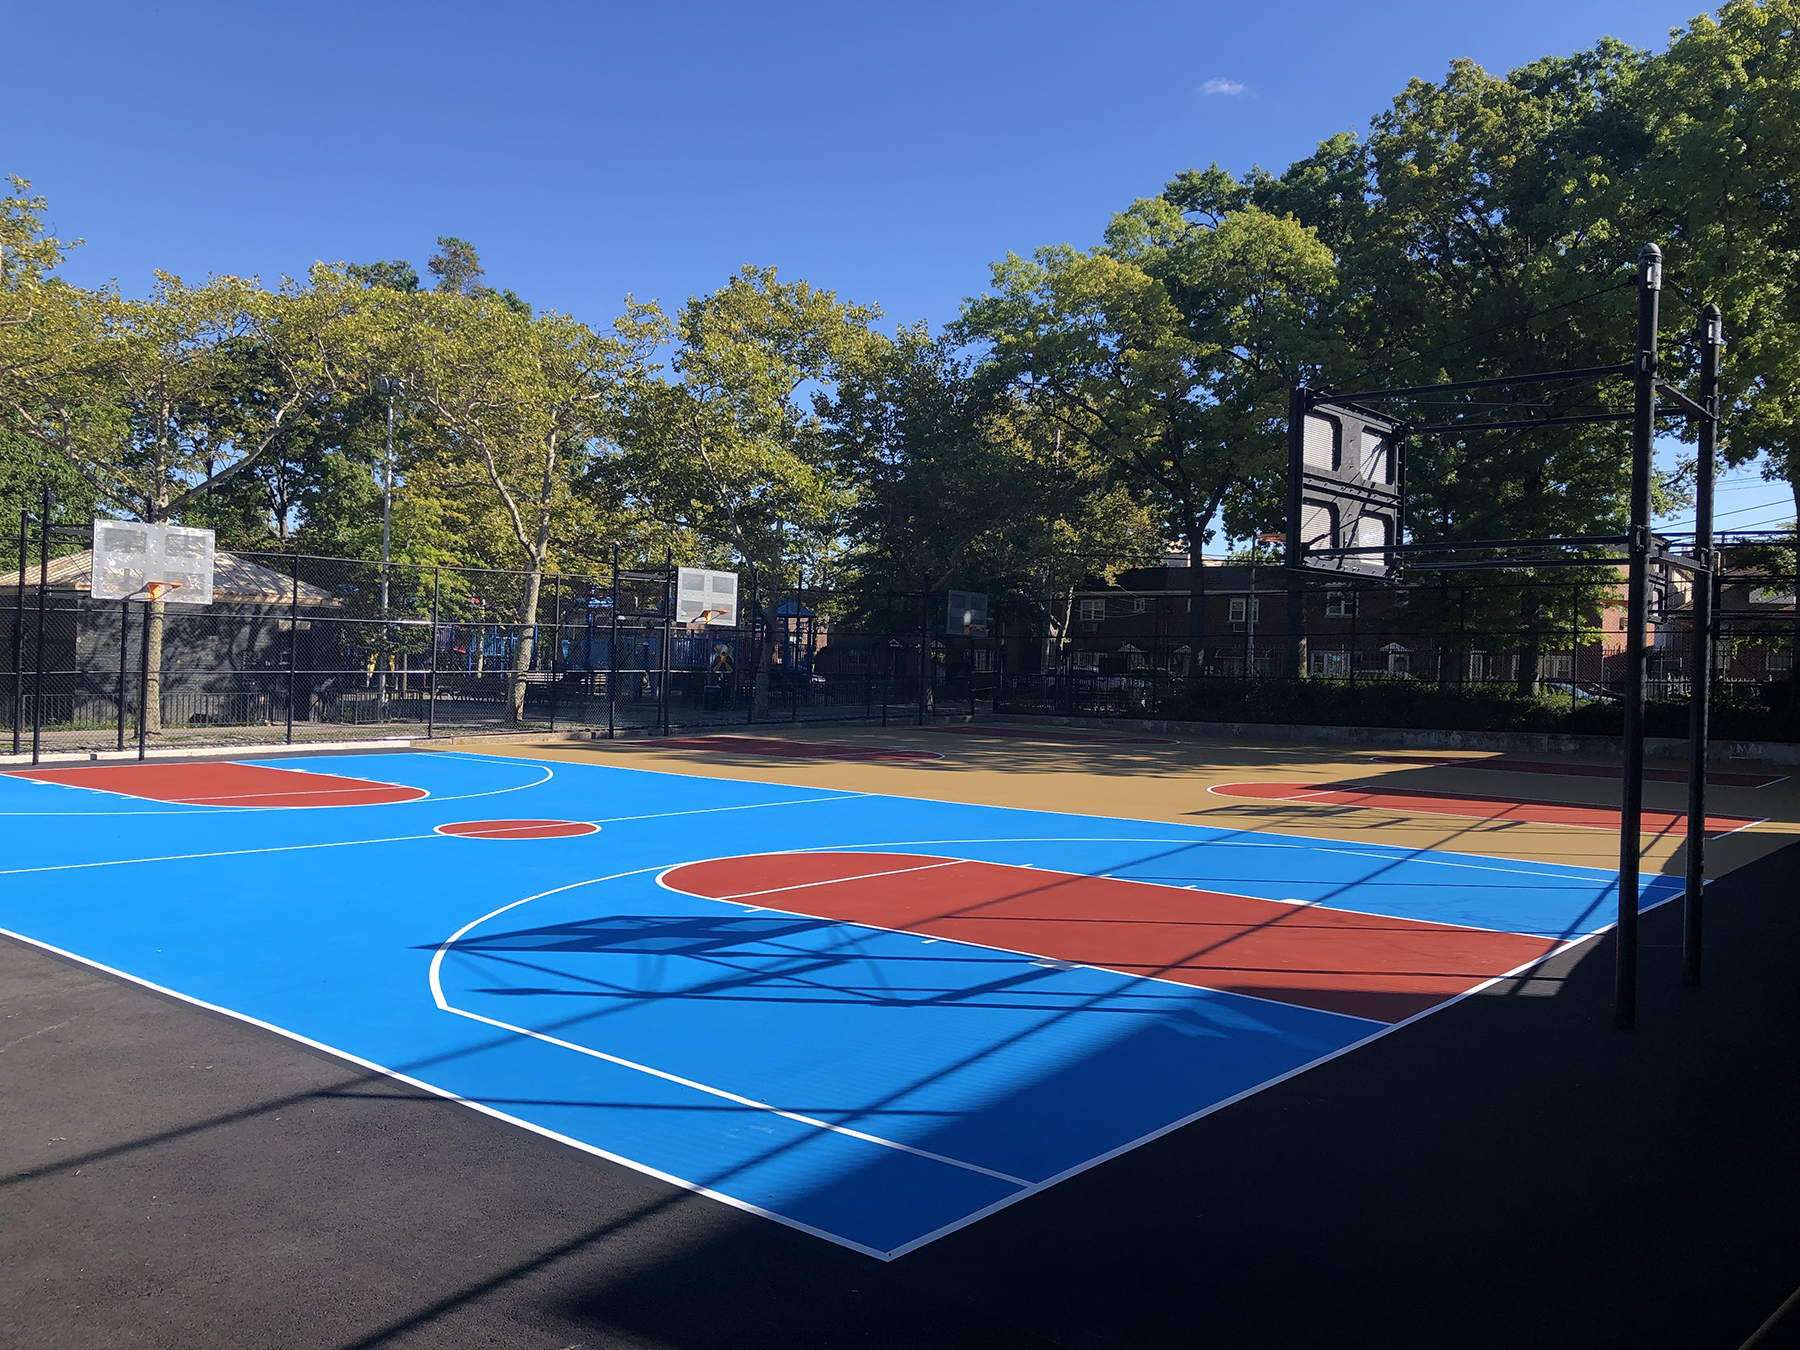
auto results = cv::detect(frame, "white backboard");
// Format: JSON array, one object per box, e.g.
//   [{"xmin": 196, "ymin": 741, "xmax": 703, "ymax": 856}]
[
  {"xmin": 91, "ymin": 520, "xmax": 215, "ymax": 604},
  {"xmin": 947, "ymin": 589, "xmax": 989, "ymax": 637},
  {"xmin": 676, "ymin": 567, "xmax": 738, "ymax": 626}
]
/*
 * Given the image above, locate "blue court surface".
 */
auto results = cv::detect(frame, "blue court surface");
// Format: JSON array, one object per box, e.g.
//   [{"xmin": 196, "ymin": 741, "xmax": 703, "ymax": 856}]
[{"xmin": 0, "ymin": 750, "xmax": 1680, "ymax": 1259}]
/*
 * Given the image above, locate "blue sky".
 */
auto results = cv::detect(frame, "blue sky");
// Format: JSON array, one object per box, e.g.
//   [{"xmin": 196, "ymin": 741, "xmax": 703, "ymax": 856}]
[{"xmin": 7, "ymin": 0, "xmax": 1789, "ymax": 533}]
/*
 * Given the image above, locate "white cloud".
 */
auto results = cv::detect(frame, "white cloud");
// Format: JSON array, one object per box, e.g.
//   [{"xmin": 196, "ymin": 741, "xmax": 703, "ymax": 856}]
[{"xmin": 1200, "ymin": 78, "xmax": 1245, "ymax": 97}]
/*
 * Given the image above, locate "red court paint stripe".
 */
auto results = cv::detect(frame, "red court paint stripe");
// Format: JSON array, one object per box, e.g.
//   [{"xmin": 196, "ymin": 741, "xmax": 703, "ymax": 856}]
[
  {"xmin": 662, "ymin": 851, "xmax": 1559, "ymax": 1024},
  {"xmin": 1367, "ymin": 755, "xmax": 1784, "ymax": 789},
  {"xmin": 933, "ymin": 726, "xmax": 1178, "ymax": 746},
  {"xmin": 435, "ymin": 819, "xmax": 597, "ymax": 839},
  {"xmin": 1212, "ymin": 781, "xmax": 1758, "ymax": 838},
  {"xmin": 5, "ymin": 761, "xmax": 426, "ymax": 808},
  {"xmin": 635, "ymin": 737, "xmax": 942, "ymax": 762}
]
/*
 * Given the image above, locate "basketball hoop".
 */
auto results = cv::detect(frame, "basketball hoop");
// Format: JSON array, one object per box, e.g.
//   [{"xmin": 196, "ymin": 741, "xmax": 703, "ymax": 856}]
[{"xmin": 142, "ymin": 580, "xmax": 183, "ymax": 602}]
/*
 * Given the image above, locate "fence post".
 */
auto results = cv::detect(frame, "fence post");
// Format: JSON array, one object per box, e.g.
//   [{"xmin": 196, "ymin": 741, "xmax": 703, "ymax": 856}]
[
  {"xmin": 11, "ymin": 508, "xmax": 25, "ymax": 755},
  {"xmin": 31, "ymin": 484, "xmax": 52, "ymax": 766},
  {"xmin": 548, "ymin": 572, "xmax": 561, "ymax": 733},
  {"xmin": 608, "ymin": 545, "xmax": 619, "ymax": 739},
  {"xmin": 427, "ymin": 566, "xmax": 440, "ymax": 739},
  {"xmin": 137, "ymin": 596, "xmax": 151, "ymax": 762},
  {"xmin": 917, "ymin": 590, "xmax": 927, "ymax": 727},
  {"xmin": 1615, "ymin": 241, "xmax": 1663, "ymax": 1031},
  {"xmin": 791, "ymin": 576, "xmax": 801, "ymax": 725},
  {"xmin": 117, "ymin": 599, "xmax": 129, "ymax": 752},
  {"xmin": 660, "ymin": 548, "xmax": 673, "ymax": 737},
  {"xmin": 1684, "ymin": 302, "xmax": 1724, "ymax": 988},
  {"xmin": 745, "ymin": 566, "xmax": 755, "ymax": 727},
  {"xmin": 286, "ymin": 557, "xmax": 299, "ymax": 744}
]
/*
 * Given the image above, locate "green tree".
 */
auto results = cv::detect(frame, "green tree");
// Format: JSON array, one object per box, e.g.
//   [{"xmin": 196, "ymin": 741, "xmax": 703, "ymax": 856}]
[
  {"xmin": 618, "ymin": 266, "xmax": 880, "ymax": 713},
  {"xmin": 391, "ymin": 284, "xmax": 662, "ymax": 720}
]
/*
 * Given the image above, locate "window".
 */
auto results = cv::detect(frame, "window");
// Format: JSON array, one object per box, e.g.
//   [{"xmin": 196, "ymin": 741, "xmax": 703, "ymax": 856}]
[
  {"xmin": 972, "ymin": 647, "xmax": 995, "ymax": 672},
  {"xmin": 1310, "ymin": 650, "xmax": 1349, "ymax": 676},
  {"xmin": 1078, "ymin": 598, "xmax": 1106, "ymax": 623},
  {"xmin": 1228, "ymin": 597, "xmax": 1261, "ymax": 625},
  {"xmin": 1071, "ymin": 649, "xmax": 1101, "ymax": 671},
  {"xmin": 1325, "ymin": 592, "xmax": 1357, "ymax": 617},
  {"xmin": 1540, "ymin": 653, "xmax": 1572, "ymax": 680},
  {"xmin": 1128, "ymin": 597, "xmax": 1146, "ymax": 614}
]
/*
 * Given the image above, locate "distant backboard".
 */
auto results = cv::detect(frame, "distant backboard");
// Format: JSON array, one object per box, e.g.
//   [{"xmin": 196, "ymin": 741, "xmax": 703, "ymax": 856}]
[
  {"xmin": 1286, "ymin": 397, "xmax": 1404, "ymax": 577},
  {"xmin": 676, "ymin": 567, "xmax": 739, "ymax": 626},
  {"xmin": 91, "ymin": 520, "xmax": 215, "ymax": 603},
  {"xmin": 947, "ymin": 590, "xmax": 989, "ymax": 637}
]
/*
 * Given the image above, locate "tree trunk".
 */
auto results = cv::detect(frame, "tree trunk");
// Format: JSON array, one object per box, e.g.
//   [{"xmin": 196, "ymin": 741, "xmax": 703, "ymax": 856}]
[
  {"xmin": 507, "ymin": 565, "xmax": 546, "ymax": 723},
  {"xmin": 1516, "ymin": 588, "xmax": 1543, "ymax": 696},
  {"xmin": 143, "ymin": 597, "xmax": 165, "ymax": 735}
]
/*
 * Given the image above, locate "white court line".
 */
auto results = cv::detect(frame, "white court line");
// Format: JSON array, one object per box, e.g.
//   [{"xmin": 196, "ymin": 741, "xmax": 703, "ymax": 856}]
[
  {"xmin": 664, "ymin": 845, "xmax": 1546, "ymax": 939},
  {"xmin": 0, "ymin": 832, "xmax": 448, "ymax": 876},
  {"xmin": 651, "ymin": 856, "xmax": 1393, "ymax": 1023},
  {"xmin": 428, "ymin": 874, "xmax": 1032, "ymax": 1189},
  {"xmin": 0, "ymin": 921, "xmax": 897, "ymax": 1263},
  {"xmin": 0, "ymin": 792, "xmax": 859, "ymax": 876},
  {"xmin": 698, "ymin": 859, "xmax": 965, "ymax": 903},
  {"xmin": 587, "ymin": 793, "xmax": 866, "ymax": 826},
  {"xmin": 443, "ymin": 747, "xmax": 1793, "ymax": 873}
]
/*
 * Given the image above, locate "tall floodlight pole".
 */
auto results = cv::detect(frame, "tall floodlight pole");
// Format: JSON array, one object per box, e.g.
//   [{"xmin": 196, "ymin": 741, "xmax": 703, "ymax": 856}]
[
  {"xmin": 1683, "ymin": 305, "xmax": 1724, "ymax": 986},
  {"xmin": 1616, "ymin": 243, "xmax": 1661, "ymax": 1030},
  {"xmin": 375, "ymin": 376, "xmax": 402, "ymax": 720}
]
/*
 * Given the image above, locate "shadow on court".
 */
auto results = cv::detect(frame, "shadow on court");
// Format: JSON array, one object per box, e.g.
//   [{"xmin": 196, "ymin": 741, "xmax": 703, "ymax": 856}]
[{"xmin": 0, "ymin": 843, "xmax": 1794, "ymax": 1349}]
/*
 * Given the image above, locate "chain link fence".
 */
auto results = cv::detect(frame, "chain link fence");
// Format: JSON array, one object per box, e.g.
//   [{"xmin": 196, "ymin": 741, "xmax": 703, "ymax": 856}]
[
  {"xmin": 996, "ymin": 566, "xmax": 1799, "ymax": 739},
  {"xmin": 2, "ymin": 524, "xmax": 1003, "ymax": 760}
]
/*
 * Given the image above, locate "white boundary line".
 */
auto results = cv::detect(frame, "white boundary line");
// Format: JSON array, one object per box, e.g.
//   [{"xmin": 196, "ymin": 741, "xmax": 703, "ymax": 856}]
[
  {"xmin": 427, "ymin": 872, "xmax": 1032, "ymax": 1189},
  {"xmin": 0, "ymin": 754, "xmax": 556, "ymax": 815},
  {"xmin": 0, "ymin": 921, "xmax": 897, "ymax": 1263},
  {"xmin": 0, "ymin": 747, "xmax": 1704, "ymax": 1261},
  {"xmin": 491, "ymin": 746, "xmax": 1690, "ymax": 877},
  {"xmin": 430, "ymin": 834, "xmax": 1675, "ymax": 1261},
  {"xmin": 649, "ymin": 853, "xmax": 1394, "ymax": 1022}
]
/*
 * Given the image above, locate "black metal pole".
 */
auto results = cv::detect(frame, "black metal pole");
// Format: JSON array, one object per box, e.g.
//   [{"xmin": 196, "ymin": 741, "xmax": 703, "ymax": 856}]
[
  {"xmin": 137, "ymin": 597, "xmax": 151, "ymax": 762},
  {"xmin": 1616, "ymin": 242, "xmax": 1662, "ymax": 1030},
  {"xmin": 548, "ymin": 572, "xmax": 561, "ymax": 733},
  {"xmin": 660, "ymin": 548, "xmax": 672, "ymax": 737},
  {"xmin": 1683, "ymin": 303, "xmax": 1723, "ymax": 987},
  {"xmin": 286, "ymin": 557, "xmax": 298, "ymax": 744},
  {"xmin": 791, "ymin": 576, "xmax": 801, "ymax": 725},
  {"xmin": 917, "ymin": 590, "xmax": 927, "ymax": 727},
  {"xmin": 427, "ymin": 565, "xmax": 440, "ymax": 739},
  {"xmin": 116, "ymin": 599, "xmax": 129, "ymax": 752},
  {"xmin": 11, "ymin": 508, "xmax": 25, "ymax": 754},
  {"xmin": 31, "ymin": 485, "xmax": 52, "ymax": 765},
  {"xmin": 745, "ymin": 566, "xmax": 756, "ymax": 727},
  {"xmin": 608, "ymin": 545, "xmax": 619, "ymax": 739}
]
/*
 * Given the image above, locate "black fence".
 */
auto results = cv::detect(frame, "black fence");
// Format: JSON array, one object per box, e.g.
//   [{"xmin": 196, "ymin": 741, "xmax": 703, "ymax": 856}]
[
  {"xmin": 2, "ymin": 528, "xmax": 1003, "ymax": 759},
  {"xmin": 8, "ymin": 527, "xmax": 1797, "ymax": 758},
  {"xmin": 994, "ymin": 568, "xmax": 1800, "ymax": 739}
]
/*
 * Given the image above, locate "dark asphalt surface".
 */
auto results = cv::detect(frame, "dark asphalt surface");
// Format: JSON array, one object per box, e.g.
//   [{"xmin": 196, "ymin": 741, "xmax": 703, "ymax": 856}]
[{"xmin": 2, "ymin": 843, "xmax": 1795, "ymax": 1350}]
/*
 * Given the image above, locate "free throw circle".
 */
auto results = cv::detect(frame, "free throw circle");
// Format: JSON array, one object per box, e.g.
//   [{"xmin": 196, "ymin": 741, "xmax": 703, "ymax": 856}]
[{"xmin": 434, "ymin": 819, "xmax": 599, "ymax": 840}]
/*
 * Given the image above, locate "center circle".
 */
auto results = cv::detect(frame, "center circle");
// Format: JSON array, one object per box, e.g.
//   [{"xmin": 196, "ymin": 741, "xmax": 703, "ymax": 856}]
[{"xmin": 434, "ymin": 819, "xmax": 599, "ymax": 840}]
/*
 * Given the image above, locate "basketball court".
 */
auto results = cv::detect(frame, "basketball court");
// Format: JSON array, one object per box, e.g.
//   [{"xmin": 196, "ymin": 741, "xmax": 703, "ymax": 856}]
[{"xmin": 3, "ymin": 724, "xmax": 1794, "ymax": 1272}]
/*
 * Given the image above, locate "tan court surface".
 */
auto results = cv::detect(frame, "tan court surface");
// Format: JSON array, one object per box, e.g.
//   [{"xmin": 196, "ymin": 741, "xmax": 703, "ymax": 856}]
[{"xmin": 460, "ymin": 721, "xmax": 1800, "ymax": 880}]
